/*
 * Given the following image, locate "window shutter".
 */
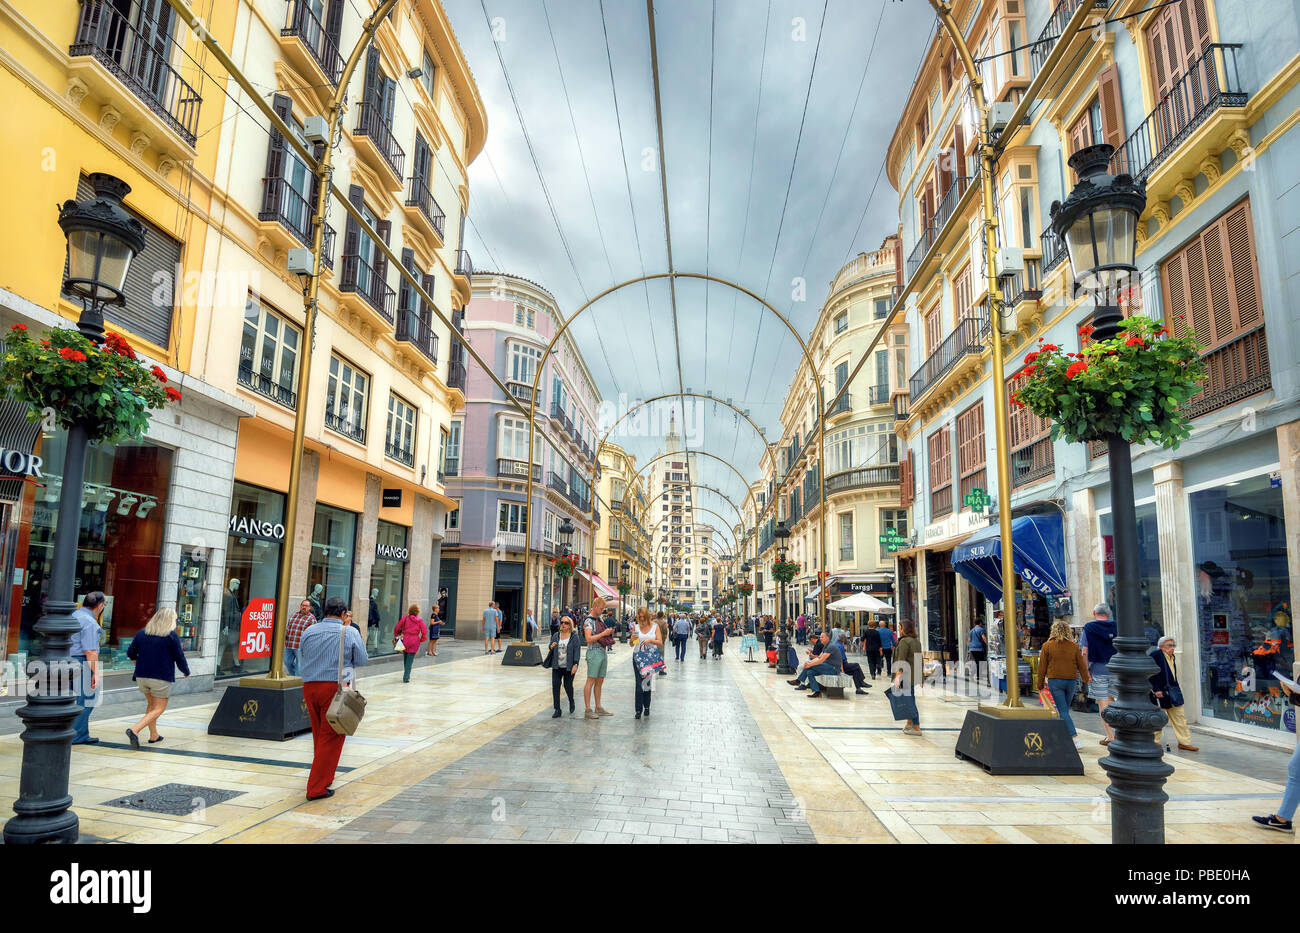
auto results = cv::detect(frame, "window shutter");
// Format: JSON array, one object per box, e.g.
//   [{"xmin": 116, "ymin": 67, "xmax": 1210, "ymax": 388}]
[
  {"xmin": 261, "ymin": 94, "xmax": 292, "ymax": 218},
  {"xmin": 1147, "ymin": 8, "xmax": 1177, "ymax": 101},
  {"xmin": 398, "ymin": 247, "xmax": 415, "ymax": 310},
  {"xmin": 324, "ymin": 0, "xmax": 342, "ymax": 46},
  {"xmin": 363, "ymin": 46, "xmax": 380, "ymax": 105},
  {"xmin": 421, "ymin": 273, "xmax": 438, "ymax": 360},
  {"xmin": 1097, "ymin": 64, "xmax": 1125, "ymax": 153},
  {"xmin": 1164, "ymin": 198, "xmax": 1263, "ymax": 350},
  {"xmin": 343, "ymin": 184, "xmax": 363, "ymax": 258},
  {"xmin": 374, "ymin": 217, "xmax": 391, "ymax": 289}
]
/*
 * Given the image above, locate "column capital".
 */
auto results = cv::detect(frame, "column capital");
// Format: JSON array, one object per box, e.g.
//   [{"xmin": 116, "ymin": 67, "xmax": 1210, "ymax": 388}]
[{"xmin": 1152, "ymin": 460, "xmax": 1183, "ymax": 486}]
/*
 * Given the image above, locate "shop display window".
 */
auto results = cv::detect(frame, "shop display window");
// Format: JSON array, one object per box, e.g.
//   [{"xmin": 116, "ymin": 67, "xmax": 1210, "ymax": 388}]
[
  {"xmin": 220, "ymin": 482, "xmax": 285, "ymax": 677},
  {"xmin": 307, "ymin": 505, "xmax": 356, "ymax": 618},
  {"xmin": 1099, "ymin": 502, "xmax": 1165, "ymax": 646},
  {"xmin": 368, "ymin": 520, "xmax": 408, "ymax": 655}
]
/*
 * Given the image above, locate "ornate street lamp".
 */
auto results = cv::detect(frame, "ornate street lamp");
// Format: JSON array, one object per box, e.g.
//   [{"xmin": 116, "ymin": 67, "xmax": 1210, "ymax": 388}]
[
  {"xmin": 741, "ymin": 560, "xmax": 751, "ymax": 623},
  {"xmin": 620, "ymin": 559, "xmax": 630, "ymax": 617},
  {"xmin": 1052, "ymin": 143, "xmax": 1170, "ymax": 844},
  {"xmin": 558, "ymin": 515, "xmax": 575, "ymax": 610},
  {"xmin": 5, "ymin": 174, "xmax": 145, "ymax": 845},
  {"xmin": 775, "ymin": 520, "xmax": 793, "ymax": 674}
]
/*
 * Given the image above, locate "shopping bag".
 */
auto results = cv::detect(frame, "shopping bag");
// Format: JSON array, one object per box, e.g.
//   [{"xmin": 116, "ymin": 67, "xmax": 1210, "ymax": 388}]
[
  {"xmin": 1038, "ymin": 686, "xmax": 1059, "ymax": 717},
  {"xmin": 885, "ymin": 684, "xmax": 920, "ymax": 722}
]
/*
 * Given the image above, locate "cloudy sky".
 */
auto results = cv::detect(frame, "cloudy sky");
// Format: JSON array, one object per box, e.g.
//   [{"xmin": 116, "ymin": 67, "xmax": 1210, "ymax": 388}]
[{"xmin": 444, "ymin": 0, "xmax": 935, "ymax": 534}]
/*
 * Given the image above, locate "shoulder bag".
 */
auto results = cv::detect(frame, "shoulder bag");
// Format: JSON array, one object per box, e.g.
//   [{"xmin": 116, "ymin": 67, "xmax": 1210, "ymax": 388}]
[{"xmin": 326, "ymin": 623, "xmax": 367, "ymax": 735}]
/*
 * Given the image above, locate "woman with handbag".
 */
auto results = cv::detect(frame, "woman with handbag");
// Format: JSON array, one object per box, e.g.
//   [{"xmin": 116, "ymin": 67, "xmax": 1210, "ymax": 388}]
[
  {"xmin": 394, "ymin": 604, "xmax": 427, "ymax": 683},
  {"xmin": 1148, "ymin": 635, "xmax": 1197, "ymax": 751},
  {"xmin": 298, "ymin": 596, "xmax": 369, "ymax": 801},
  {"xmin": 1035, "ymin": 620, "xmax": 1089, "ymax": 748},
  {"xmin": 631, "ymin": 607, "xmax": 664, "ymax": 719},
  {"xmin": 547, "ymin": 615, "xmax": 581, "ymax": 718},
  {"xmin": 891, "ymin": 620, "xmax": 924, "ymax": 736}
]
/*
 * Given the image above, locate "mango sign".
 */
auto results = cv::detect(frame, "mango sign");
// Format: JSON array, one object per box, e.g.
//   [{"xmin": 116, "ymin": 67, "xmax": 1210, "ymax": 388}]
[{"xmin": 238, "ymin": 598, "xmax": 276, "ymax": 659}]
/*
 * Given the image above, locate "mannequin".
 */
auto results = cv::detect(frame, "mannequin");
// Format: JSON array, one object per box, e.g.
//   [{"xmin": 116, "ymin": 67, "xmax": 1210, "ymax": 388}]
[
  {"xmin": 368, "ymin": 586, "xmax": 381, "ymax": 648},
  {"xmin": 307, "ymin": 583, "xmax": 324, "ymax": 622},
  {"xmin": 221, "ymin": 578, "xmax": 242, "ymax": 671}
]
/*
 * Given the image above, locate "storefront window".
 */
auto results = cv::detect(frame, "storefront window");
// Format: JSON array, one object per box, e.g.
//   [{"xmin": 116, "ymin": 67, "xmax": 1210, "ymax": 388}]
[
  {"xmin": 1099, "ymin": 502, "xmax": 1164, "ymax": 646},
  {"xmin": 1191, "ymin": 473, "xmax": 1294, "ymax": 737},
  {"xmin": 368, "ymin": 520, "xmax": 408, "ymax": 655},
  {"xmin": 308, "ymin": 505, "xmax": 356, "ymax": 619},
  {"xmin": 221, "ymin": 482, "xmax": 286, "ymax": 677},
  {"xmin": 16, "ymin": 434, "xmax": 172, "ymax": 672}
]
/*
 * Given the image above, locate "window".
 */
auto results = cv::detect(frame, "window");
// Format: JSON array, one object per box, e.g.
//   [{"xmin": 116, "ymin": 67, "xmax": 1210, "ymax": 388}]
[
  {"xmin": 498, "ymin": 501, "xmax": 527, "ymax": 533},
  {"xmin": 513, "ymin": 304, "xmax": 535, "ymax": 328},
  {"xmin": 508, "ymin": 341, "xmax": 542, "ymax": 385},
  {"xmin": 385, "ymin": 394, "xmax": 417, "ymax": 465},
  {"xmin": 924, "ymin": 305, "xmax": 941, "ymax": 353},
  {"xmin": 956, "ymin": 401, "xmax": 986, "ymax": 507},
  {"xmin": 420, "ymin": 48, "xmax": 436, "ymax": 98},
  {"xmin": 928, "ymin": 427, "xmax": 953, "ymax": 518},
  {"xmin": 444, "ymin": 421, "xmax": 461, "ymax": 475},
  {"xmin": 873, "ymin": 297, "xmax": 889, "ymax": 320},
  {"xmin": 880, "ymin": 509, "xmax": 908, "ymax": 561},
  {"xmin": 833, "ymin": 311, "xmax": 848, "ymax": 334},
  {"xmin": 325, "ymin": 355, "xmax": 368, "ymax": 443},
  {"xmin": 498, "ymin": 415, "xmax": 530, "ymax": 461},
  {"xmin": 839, "ymin": 512, "xmax": 854, "ymax": 561},
  {"xmin": 239, "ymin": 297, "xmax": 301, "ymax": 407},
  {"xmin": 875, "ymin": 350, "xmax": 889, "ymax": 401},
  {"xmin": 1007, "ymin": 368, "xmax": 1055, "ymax": 487},
  {"xmin": 446, "ymin": 501, "xmax": 460, "ymax": 530}
]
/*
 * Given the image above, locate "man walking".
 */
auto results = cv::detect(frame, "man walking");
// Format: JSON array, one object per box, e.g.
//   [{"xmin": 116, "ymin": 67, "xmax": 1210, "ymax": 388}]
[
  {"xmin": 582, "ymin": 596, "xmax": 614, "ymax": 719},
  {"xmin": 672, "ymin": 613, "xmax": 691, "ymax": 661},
  {"xmin": 298, "ymin": 596, "xmax": 368, "ymax": 800},
  {"xmin": 862, "ymin": 620, "xmax": 882, "ymax": 679},
  {"xmin": 711, "ymin": 615, "xmax": 727, "ymax": 659},
  {"xmin": 483, "ymin": 601, "xmax": 499, "ymax": 654},
  {"xmin": 968, "ymin": 617, "xmax": 989, "ymax": 686},
  {"xmin": 1081, "ymin": 603, "xmax": 1118, "ymax": 745},
  {"xmin": 70, "ymin": 591, "xmax": 106, "ymax": 745},
  {"xmin": 284, "ymin": 599, "xmax": 316, "ymax": 677}
]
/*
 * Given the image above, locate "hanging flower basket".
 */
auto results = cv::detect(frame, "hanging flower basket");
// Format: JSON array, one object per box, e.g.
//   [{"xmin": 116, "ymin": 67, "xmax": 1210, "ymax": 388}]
[
  {"xmin": 616, "ymin": 580, "xmax": 631, "ymax": 596},
  {"xmin": 551, "ymin": 552, "xmax": 579, "ymax": 579},
  {"xmin": 1012, "ymin": 316, "xmax": 1205, "ymax": 448},
  {"xmin": 0, "ymin": 326, "xmax": 179, "ymax": 443},
  {"xmin": 772, "ymin": 558, "xmax": 801, "ymax": 585},
  {"xmin": 737, "ymin": 582, "xmax": 754, "ymax": 596}
]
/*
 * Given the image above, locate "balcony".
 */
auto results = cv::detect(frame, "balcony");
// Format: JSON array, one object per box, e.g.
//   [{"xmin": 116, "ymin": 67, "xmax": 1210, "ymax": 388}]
[
  {"xmin": 495, "ymin": 531, "xmax": 525, "ymax": 551},
  {"xmin": 69, "ymin": 0, "xmax": 202, "ymax": 148},
  {"xmin": 496, "ymin": 458, "xmax": 541, "ymax": 482},
  {"xmin": 505, "ymin": 381, "xmax": 537, "ymax": 407},
  {"xmin": 825, "ymin": 465, "xmax": 900, "ymax": 495},
  {"xmin": 384, "ymin": 440, "xmax": 414, "ymax": 467},
  {"xmin": 906, "ymin": 174, "xmax": 976, "ymax": 282},
  {"xmin": 354, "ymin": 100, "xmax": 405, "ymax": 188},
  {"xmin": 395, "ymin": 308, "xmax": 437, "ymax": 367},
  {"xmin": 237, "ymin": 361, "xmax": 296, "ymax": 410},
  {"xmin": 442, "ymin": 528, "xmax": 460, "ymax": 546},
  {"xmin": 1184, "ymin": 326, "xmax": 1270, "ymax": 420},
  {"xmin": 1011, "ymin": 437, "xmax": 1055, "ymax": 488},
  {"xmin": 404, "ymin": 175, "xmax": 446, "ymax": 241},
  {"xmin": 1112, "ymin": 44, "xmax": 1247, "ymax": 184},
  {"xmin": 455, "ymin": 249, "xmax": 474, "ymax": 279},
  {"xmin": 325, "ymin": 410, "xmax": 366, "ymax": 446},
  {"xmin": 893, "ymin": 391, "xmax": 910, "ymax": 421},
  {"xmin": 1041, "ymin": 226, "xmax": 1067, "ymax": 275},
  {"xmin": 340, "ymin": 254, "xmax": 395, "ymax": 326},
  {"xmin": 447, "ymin": 357, "xmax": 467, "ymax": 391},
  {"xmin": 279, "ymin": 0, "xmax": 342, "ymax": 90},
  {"xmin": 258, "ymin": 176, "xmax": 336, "ymax": 270},
  {"xmin": 1029, "ymin": 0, "xmax": 1111, "ymax": 79},
  {"xmin": 868, "ymin": 384, "xmax": 891, "ymax": 407},
  {"xmin": 909, "ymin": 314, "xmax": 990, "ymax": 403},
  {"xmin": 442, "ymin": 458, "xmax": 459, "ymax": 477},
  {"xmin": 547, "ymin": 471, "xmax": 567, "ymax": 496},
  {"xmin": 826, "ymin": 392, "xmax": 851, "ymax": 419}
]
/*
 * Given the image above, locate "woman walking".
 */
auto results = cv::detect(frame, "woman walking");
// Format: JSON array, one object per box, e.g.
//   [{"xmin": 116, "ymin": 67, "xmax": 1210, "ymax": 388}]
[
  {"xmin": 549, "ymin": 615, "xmax": 581, "ymax": 717},
  {"xmin": 892, "ymin": 620, "xmax": 924, "ymax": 736},
  {"xmin": 394, "ymin": 604, "xmax": 427, "ymax": 682},
  {"xmin": 124, "ymin": 607, "xmax": 190, "ymax": 748},
  {"xmin": 632, "ymin": 608, "xmax": 664, "ymax": 719},
  {"xmin": 426, "ymin": 604, "xmax": 442, "ymax": 657},
  {"xmin": 1035, "ymin": 620, "xmax": 1089, "ymax": 748},
  {"xmin": 1148, "ymin": 635, "xmax": 1197, "ymax": 751}
]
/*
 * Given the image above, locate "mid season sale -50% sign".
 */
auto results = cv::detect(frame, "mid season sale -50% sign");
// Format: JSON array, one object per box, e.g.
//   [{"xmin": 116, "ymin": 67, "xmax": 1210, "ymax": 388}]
[{"xmin": 238, "ymin": 598, "xmax": 276, "ymax": 659}]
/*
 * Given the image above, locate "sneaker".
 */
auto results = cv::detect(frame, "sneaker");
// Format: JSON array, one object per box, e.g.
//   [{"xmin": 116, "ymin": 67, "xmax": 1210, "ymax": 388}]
[
  {"xmin": 1252, "ymin": 815, "xmax": 1293, "ymax": 833},
  {"xmin": 596, "ymin": 708, "xmax": 613, "ymax": 717},
  {"xmin": 903, "ymin": 726, "xmax": 922, "ymax": 736},
  {"xmin": 1072, "ymin": 736, "xmax": 1083, "ymax": 749},
  {"xmin": 584, "ymin": 710, "xmax": 599, "ymax": 720}
]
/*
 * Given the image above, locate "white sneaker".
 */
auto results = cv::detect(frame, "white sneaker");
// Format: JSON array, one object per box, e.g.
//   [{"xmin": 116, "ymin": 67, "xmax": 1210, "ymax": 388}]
[{"xmin": 1072, "ymin": 736, "xmax": 1083, "ymax": 749}]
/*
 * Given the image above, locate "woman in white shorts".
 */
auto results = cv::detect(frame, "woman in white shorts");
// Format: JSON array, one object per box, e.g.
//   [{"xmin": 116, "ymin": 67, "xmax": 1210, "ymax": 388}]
[{"xmin": 125, "ymin": 607, "xmax": 191, "ymax": 748}]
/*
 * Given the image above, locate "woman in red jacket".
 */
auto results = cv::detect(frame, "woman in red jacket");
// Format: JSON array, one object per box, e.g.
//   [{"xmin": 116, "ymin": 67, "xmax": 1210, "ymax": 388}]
[{"xmin": 394, "ymin": 604, "xmax": 427, "ymax": 683}]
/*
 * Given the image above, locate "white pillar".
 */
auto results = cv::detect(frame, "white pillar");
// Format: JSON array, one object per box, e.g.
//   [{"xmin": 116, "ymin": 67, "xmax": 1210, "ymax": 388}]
[{"xmin": 1153, "ymin": 460, "xmax": 1199, "ymax": 722}]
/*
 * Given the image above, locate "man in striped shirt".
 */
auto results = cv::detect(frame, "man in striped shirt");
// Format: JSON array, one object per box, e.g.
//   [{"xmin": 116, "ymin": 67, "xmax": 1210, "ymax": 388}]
[{"xmin": 284, "ymin": 599, "xmax": 316, "ymax": 677}]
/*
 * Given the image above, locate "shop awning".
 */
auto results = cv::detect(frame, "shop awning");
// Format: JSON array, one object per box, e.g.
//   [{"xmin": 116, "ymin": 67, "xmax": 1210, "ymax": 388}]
[
  {"xmin": 577, "ymin": 569, "xmax": 622, "ymax": 601},
  {"xmin": 952, "ymin": 513, "xmax": 1067, "ymax": 603}
]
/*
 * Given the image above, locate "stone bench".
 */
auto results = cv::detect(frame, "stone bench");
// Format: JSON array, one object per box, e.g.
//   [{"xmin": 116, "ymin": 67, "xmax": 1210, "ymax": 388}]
[{"xmin": 813, "ymin": 674, "xmax": 855, "ymax": 699}]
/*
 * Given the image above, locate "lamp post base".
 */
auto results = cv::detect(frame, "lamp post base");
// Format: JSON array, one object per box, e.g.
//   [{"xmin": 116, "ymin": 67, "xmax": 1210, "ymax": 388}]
[
  {"xmin": 208, "ymin": 684, "xmax": 311, "ymax": 741},
  {"xmin": 955, "ymin": 709, "xmax": 1084, "ymax": 775},
  {"xmin": 501, "ymin": 642, "xmax": 543, "ymax": 666}
]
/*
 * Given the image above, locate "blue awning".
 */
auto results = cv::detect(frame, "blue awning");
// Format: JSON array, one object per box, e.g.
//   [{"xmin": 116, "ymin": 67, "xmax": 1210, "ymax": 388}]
[{"xmin": 952, "ymin": 513, "xmax": 1067, "ymax": 604}]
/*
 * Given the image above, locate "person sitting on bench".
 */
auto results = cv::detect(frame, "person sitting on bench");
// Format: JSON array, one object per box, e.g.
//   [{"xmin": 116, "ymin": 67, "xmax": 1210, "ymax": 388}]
[
  {"xmin": 837, "ymin": 635, "xmax": 870, "ymax": 694},
  {"xmin": 787, "ymin": 632, "xmax": 844, "ymax": 698}
]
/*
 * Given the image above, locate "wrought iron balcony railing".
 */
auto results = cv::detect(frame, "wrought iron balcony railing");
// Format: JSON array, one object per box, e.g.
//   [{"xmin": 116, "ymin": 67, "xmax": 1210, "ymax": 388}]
[
  {"xmin": 281, "ymin": 0, "xmax": 342, "ymax": 85},
  {"xmin": 340, "ymin": 254, "xmax": 395, "ymax": 323},
  {"xmin": 1041, "ymin": 225, "xmax": 1067, "ymax": 274},
  {"xmin": 496, "ymin": 458, "xmax": 540, "ymax": 482},
  {"xmin": 355, "ymin": 99, "xmax": 405, "ymax": 180},
  {"xmin": 447, "ymin": 357, "xmax": 467, "ymax": 391},
  {"xmin": 385, "ymin": 440, "xmax": 414, "ymax": 467},
  {"xmin": 909, "ymin": 314, "xmax": 990, "ymax": 402},
  {"xmin": 1029, "ymin": 0, "xmax": 1111, "ymax": 79},
  {"xmin": 325, "ymin": 410, "xmax": 366, "ymax": 445},
  {"xmin": 906, "ymin": 173, "xmax": 976, "ymax": 282},
  {"xmin": 893, "ymin": 391, "xmax": 910, "ymax": 421},
  {"xmin": 237, "ymin": 361, "xmax": 297, "ymax": 409},
  {"xmin": 825, "ymin": 465, "xmax": 900, "ymax": 494},
  {"xmin": 455, "ymin": 249, "xmax": 474, "ymax": 278},
  {"xmin": 405, "ymin": 175, "xmax": 446, "ymax": 238},
  {"xmin": 395, "ymin": 307, "xmax": 437, "ymax": 364},
  {"xmin": 1004, "ymin": 257, "xmax": 1042, "ymax": 306},
  {"xmin": 827, "ymin": 393, "xmax": 851, "ymax": 416},
  {"xmin": 70, "ymin": 0, "xmax": 202, "ymax": 144},
  {"xmin": 259, "ymin": 176, "xmax": 336, "ymax": 269}
]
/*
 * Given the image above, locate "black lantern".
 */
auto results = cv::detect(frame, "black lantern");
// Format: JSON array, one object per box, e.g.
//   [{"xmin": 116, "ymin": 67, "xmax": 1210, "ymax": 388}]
[
  {"xmin": 58, "ymin": 173, "xmax": 146, "ymax": 337},
  {"xmin": 1053, "ymin": 143, "xmax": 1169, "ymax": 845},
  {"xmin": 774, "ymin": 520, "xmax": 793, "ymax": 673},
  {"xmin": 558, "ymin": 516, "xmax": 576, "ymax": 553}
]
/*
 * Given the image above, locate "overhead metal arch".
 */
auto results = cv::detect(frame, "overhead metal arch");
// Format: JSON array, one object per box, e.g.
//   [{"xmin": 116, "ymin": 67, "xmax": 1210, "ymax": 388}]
[
  {"xmin": 522, "ymin": 271, "xmax": 831, "ymax": 643},
  {"xmin": 620, "ymin": 448, "xmax": 758, "ymax": 517},
  {"xmin": 650, "ymin": 508, "xmax": 740, "ymax": 554},
  {"xmin": 641, "ymin": 483, "xmax": 747, "ymax": 530}
]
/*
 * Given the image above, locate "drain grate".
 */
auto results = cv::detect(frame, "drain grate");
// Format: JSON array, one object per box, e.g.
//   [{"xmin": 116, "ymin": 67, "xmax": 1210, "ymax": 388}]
[{"xmin": 104, "ymin": 783, "xmax": 244, "ymax": 816}]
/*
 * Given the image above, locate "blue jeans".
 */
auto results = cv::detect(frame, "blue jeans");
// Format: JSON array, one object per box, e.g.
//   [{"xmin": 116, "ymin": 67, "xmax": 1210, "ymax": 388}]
[
  {"xmin": 803, "ymin": 661, "xmax": 839, "ymax": 693},
  {"xmin": 674, "ymin": 635, "xmax": 687, "ymax": 661},
  {"xmin": 283, "ymin": 646, "xmax": 300, "ymax": 677},
  {"xmin": 70, "ymin": 659, "xmax": 95, "ymax": 742},
  {"xmin": 1279, "ymin": 740, "xmax": 1300, "ymax": 822},
  {"xmin": 1047, "ymin": 678, "xmax": 1080, "ymax": 737}
]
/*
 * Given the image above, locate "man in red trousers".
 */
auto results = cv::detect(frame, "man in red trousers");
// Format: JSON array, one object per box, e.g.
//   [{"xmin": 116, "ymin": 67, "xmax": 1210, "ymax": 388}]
[{"xmin": 298, "ymin": 595, "xmax": 368, "ymax": 800}]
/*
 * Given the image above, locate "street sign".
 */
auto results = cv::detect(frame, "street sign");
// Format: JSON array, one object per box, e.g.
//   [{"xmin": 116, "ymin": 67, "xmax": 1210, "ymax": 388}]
[
  {"xmin": 963, "ymin": 487, "xmax": 991, "ymax": 513},
  {"xmin": 878, "ymin": 527, "xmax": 908, "ymax": 553}
]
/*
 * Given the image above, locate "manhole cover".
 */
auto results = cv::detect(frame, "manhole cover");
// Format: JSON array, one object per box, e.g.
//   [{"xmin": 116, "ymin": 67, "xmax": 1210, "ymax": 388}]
[{"xmin": 104, "ymin": 783, "xmax": 244, "ymax": 816}]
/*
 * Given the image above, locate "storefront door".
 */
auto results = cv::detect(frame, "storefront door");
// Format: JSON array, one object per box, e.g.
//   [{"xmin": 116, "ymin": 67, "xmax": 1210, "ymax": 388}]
[{"xmin": 369, "ymin": 520, "xmax": 408, "ymax": 655}]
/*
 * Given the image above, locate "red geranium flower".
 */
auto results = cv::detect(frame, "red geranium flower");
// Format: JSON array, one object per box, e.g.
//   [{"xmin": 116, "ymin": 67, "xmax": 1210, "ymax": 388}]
[
  {"xmin": 1078, "ymin": 324, "xmax": 1094, "ymax": 338},
  {"xmin": 149, "ymin": 364, "xmax": 167, "ymax": 383},
  {"xmin": 9, "ymin": 323, "xmax": 26, "ymax": 332},
  {"xmin": 164, "ymin": 386, "xmax": 182, "ymax": 402},
  {"xmin": 1024, "ymin": 351, "xmax": 1040, "ymax": 365},
  {"xmin": 1066, "ymin": 361, "xmax": 1088, "ymax": 379},
  {"xmin": 1023, "ymin": 364, "xmax": 1036, "ymax": 377},
  {"xmin": 1041, "ymin": 344, "xmax": 1060, "ymax": 353},
  {"xmin": 58, "ymin": 347, "xmax": 87, "ymax": 363},
  {"xmin": 1125, "ymin": 335, "xmax": 1145, "ymax": 347}
]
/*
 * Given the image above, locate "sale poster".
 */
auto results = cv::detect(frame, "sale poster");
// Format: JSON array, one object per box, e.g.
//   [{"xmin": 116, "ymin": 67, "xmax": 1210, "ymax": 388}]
[{"xmin": 238, "ymin": 598, "xmax": 276, "ymax": 659}]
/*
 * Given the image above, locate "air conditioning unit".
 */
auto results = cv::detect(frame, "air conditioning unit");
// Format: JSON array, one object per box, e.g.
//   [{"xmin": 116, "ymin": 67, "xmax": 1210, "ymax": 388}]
[
  {"xmin": 988, "ymin": 101, "xmax": 1016, "ymax": 136},
  {"xmin": 303, "ymin": 115, "xmax": 329, "ymax": 145},
  {"xmin": 995, "ymin": 247, "xmax": 1024, "ymax": 278},
  {"xmin": 287, "ymin": 248, "xmax": 314, "ymax": 276}
]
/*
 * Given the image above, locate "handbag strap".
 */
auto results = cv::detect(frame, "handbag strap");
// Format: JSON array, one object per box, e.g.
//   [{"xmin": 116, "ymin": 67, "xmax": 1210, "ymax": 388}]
[{"xmin": 335, "ymin": 619, "xmax": 347, "ymax": 685}]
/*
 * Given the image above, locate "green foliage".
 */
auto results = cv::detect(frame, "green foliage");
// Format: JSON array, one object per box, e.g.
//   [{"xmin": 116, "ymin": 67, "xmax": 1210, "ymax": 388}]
[
  {"xmin": 0, "ymin": 326, "xmax": 178, "ymax": 443},
  {"xmin": 1012, "ymin": 316, "xmax": 1206, "ymax": 449},
  {"xmin": 772, "ymin": 558, "xmax": 801, "ymax": 585}
]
